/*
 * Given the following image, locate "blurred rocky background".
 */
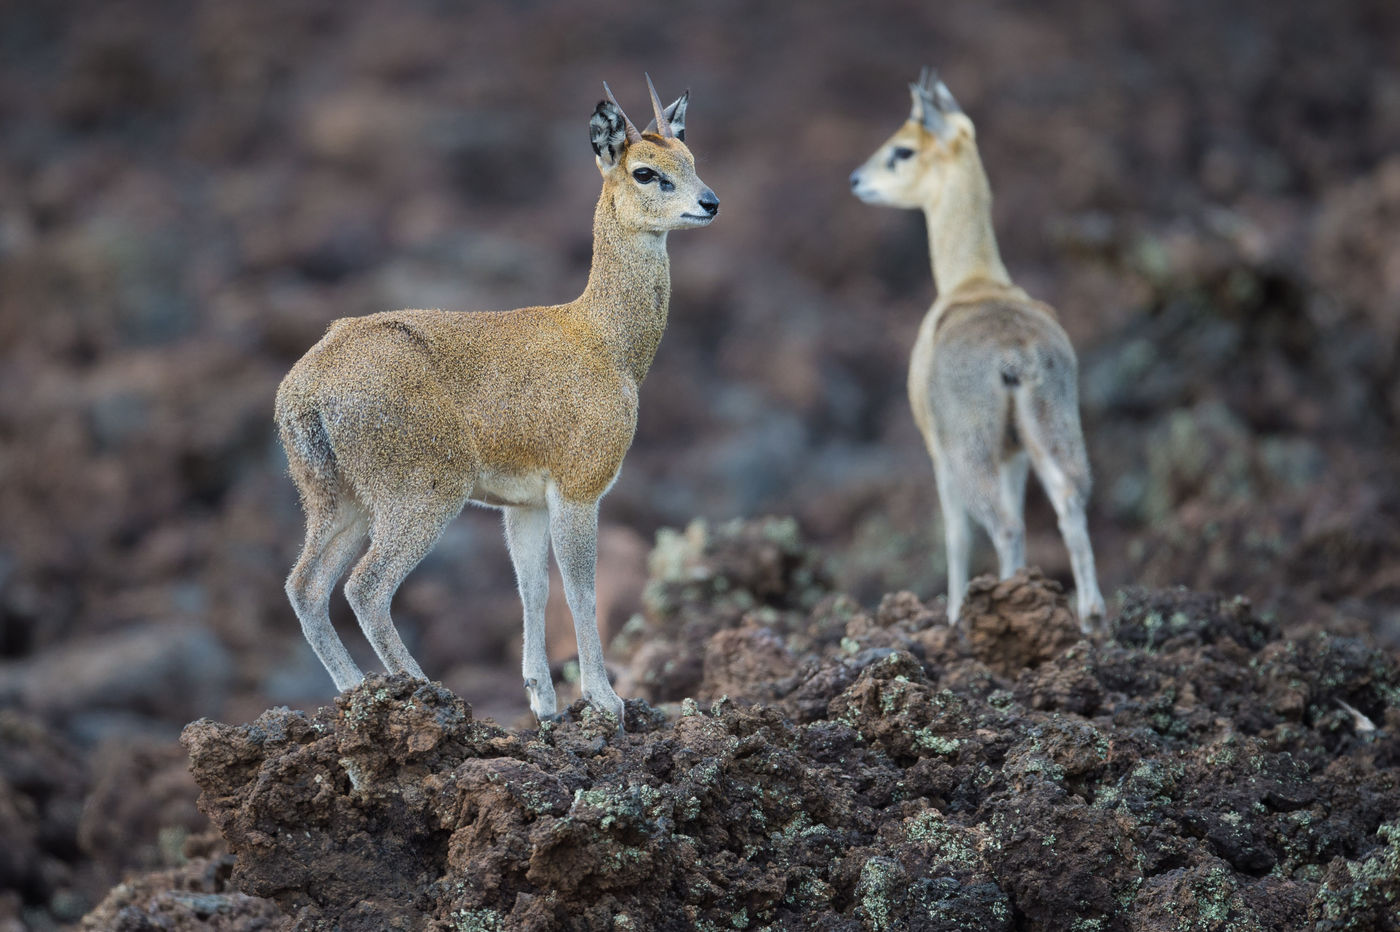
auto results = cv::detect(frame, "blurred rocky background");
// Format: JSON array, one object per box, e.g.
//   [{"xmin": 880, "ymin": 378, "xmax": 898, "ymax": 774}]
[{"xmin": 0, "ymin": 0, "xmax": 1398, "ymax": 927}]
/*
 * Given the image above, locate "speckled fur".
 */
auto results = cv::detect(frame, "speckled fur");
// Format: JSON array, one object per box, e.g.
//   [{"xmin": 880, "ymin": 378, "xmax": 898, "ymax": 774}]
[
  {"xmin": 276, "ymin": 81, "xmax": 716, "ymax": 724},
  {"xmin": 851, "ymin": 72, "xmax": 1105, "ymax": 630}
]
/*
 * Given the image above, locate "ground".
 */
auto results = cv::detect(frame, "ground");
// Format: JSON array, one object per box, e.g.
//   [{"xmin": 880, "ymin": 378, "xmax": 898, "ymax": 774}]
[
  {"xmin": 1, "ymin": 0, "xmax": 1398, "ymax": 929},
  {"xmin": 88, "ymin": 520, "xmax": 1400, "ymax": 930}
]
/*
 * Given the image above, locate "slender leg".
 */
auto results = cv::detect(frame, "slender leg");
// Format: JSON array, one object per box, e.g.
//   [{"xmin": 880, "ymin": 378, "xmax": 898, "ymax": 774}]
[
  {"xmin": 940, "ymin": 448, "xmax": 1026, "ymax": 622},
  {"xmin": 993, "ymin": 452, "xmax": 1029, "ymax": 578},
  {"xmin": 1038, "ymin": 459, "xmax": 1106, "ymax": 632},
  {"xmin": 935, "ymin": 468, "xmax": 972, "ymax": 625},
  {"xmin": 1011, "ymin": 380, "xmax": 1106, "ymax": 632},
  {"xmin": 546, "ymin": 486, "xmax": 624, "ymax": 725},
  {"xmin": 343, "ymin": 503, "xmax": 460, "ymax": 680},
  {"xmin": 286, "ymin": 504, "xmax": 369, "ymax": 691},
  {"xmin": 504, "ymin": 506, "xmax": 556, "ymax": 720}
]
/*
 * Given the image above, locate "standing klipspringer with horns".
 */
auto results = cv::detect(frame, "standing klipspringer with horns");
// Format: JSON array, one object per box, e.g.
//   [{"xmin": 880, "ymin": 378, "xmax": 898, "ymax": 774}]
[
  {"xmin": 275, "ymin": 77, "xmax": 718, "ymax": 725},
  {"xmin": 850, "ymin": 69, "xmax": 1106, "ymax": 630}
]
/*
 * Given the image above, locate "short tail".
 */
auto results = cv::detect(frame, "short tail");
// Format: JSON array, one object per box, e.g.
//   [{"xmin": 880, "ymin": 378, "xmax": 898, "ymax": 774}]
[{"xmin": 998, "ymin": 345, "xmax": 1036, "ymax": 390}]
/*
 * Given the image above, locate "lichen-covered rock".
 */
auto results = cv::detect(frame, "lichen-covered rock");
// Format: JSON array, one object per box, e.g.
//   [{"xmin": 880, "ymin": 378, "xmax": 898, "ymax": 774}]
[
  {"xmin": 828, "ymin": 651, "xmax": 972, "ymax": 761},
  {"xmin": 162, "ymin": 577, "xmax": 1400, "ymax": 931},
  {"xmin": 1309, "ymin": 820, "xmax": 1400, "ymax": 931},
  {"xmin": 614, "ymin": 517, "xmax": 832, "ymax": 703},
  {"xmin": 1129, "ymin": 858, "xmax": 1295, "ymax": 931},
  {"xmin": 1113, "ymin": 586, "xmax": 1270, "ymax": 651},
  {"xmin": 182, "ymin": 677, "xmax": 904, "ymax": 930},
  {"xmin": 181, "ymin": 678, "xmax": 504, "ymax": 928},
  {"xmin": 7, "ymin": 2, "xmax": 1400, "ymax": 929},
  {"xmin": 80, "ymin": 843, "xmax": 284, "ymax": 931}
]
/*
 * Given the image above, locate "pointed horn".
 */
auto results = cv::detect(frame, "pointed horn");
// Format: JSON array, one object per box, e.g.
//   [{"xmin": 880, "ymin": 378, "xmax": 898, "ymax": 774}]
[
  {"xmin": 603, "ymin": 81, "xmax": 643, "ymax": 144},
  {"xmin": 918, "ymin": 66, "xmax": 932, "ymax": 93},
  {"xmin": 645, "ymin": 72, "xmax": 674, "ymax": 138}
]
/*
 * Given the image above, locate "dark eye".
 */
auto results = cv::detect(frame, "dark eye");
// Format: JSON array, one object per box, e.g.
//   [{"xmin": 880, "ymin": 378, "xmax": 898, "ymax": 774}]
[
  {"xmin": 632, "ymin": 167, "xmax": 657, "ymax": 184},
  {"xmin": 892, "ymin": 147, "xmax": 915, "ymax": 161}
]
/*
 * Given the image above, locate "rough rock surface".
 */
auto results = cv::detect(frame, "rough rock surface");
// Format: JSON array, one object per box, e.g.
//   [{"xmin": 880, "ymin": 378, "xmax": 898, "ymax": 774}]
[
  {"xmin": 80, "ymin": 836, "xmax": 283, "ymax": 932},
  {"xmin": 3, "ymin": 0, "xmax": 1400, "ymax": 927},
  {"xmin": 152, "ymin": 522, "xmax": 1400, "ymax": 931}
]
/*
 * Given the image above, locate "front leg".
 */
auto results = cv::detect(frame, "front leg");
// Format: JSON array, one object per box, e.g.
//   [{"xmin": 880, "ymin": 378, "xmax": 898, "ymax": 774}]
[
  {"xmin": 546, "ymin": 486, "xmax": 625, "ymax": 727},
  {"xmin": 504, "ymin": 506, "xmax": 556, "ymax": 721}
]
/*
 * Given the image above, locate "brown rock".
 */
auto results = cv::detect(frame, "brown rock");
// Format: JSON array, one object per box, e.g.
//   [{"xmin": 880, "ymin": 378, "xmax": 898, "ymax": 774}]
[{"xmin": 961, "ymin": 569, "xmax": 1082, "ymax": 678}]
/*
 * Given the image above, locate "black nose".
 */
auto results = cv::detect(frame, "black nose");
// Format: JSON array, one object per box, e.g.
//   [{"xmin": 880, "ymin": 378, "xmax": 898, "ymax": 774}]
[
  {"xmin": 698, "ymin": 190, "xmax": 719, "ymax": 216},
  {"xmin": 849, "ymin": 171, "xmax": 861, "ymax": 190}
]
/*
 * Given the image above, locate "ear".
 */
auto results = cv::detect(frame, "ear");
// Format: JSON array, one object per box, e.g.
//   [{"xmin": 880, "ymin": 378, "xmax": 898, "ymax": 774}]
[
  {"xmin": 908, "ymin": 82, "xmax": 929, "ymax": 126},
  {"xmin": 930, "ymin": 79, "xmax": 962, "ymax": 118},
  {"xmin": 643, "ymin": 91, "xmax": 689, "ymax": 141},
  {"xmin": 909, "ymin": 83, "xmax": 950, "ymax": 140},
  {"xmin": 590, "ymin": 100, "xmax": 629, "ymax": 169}
]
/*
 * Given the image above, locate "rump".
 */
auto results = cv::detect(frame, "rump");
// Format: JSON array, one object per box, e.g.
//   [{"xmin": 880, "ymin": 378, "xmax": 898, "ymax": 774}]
[
  {"xmin": 926, "ymin": 313, "xmax": 1086, "ymax": 493},
  {"xmin": 1008, "ymin": 355, "xmax": 1092, "ymax": 501}
]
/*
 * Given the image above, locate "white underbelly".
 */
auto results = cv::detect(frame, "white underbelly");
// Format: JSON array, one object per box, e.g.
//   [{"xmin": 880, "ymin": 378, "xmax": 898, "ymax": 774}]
[{"xmin": 470, "ymin": 469, "xmax": 549, "ymax": 508}]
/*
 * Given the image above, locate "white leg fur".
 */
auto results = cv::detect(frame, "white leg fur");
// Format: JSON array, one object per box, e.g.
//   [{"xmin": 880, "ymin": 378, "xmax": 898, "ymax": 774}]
[
  {"xmin": 936, "ymin": 469, "xmax": 972, "ymax": 625},
  {"xmin": 546, "ymin": 485, "xmax": 625, "ymax": 725},
  {"xmin": 1046, "ymin": 474, "xmax": 1106, "ymax": 630},
  {"xmin": 343, "ymin": 507, "xmax": 454, "ymax": 680},
  {"xmin": 504, "ymin": 506, "xmax": 557, "ymax": 720},
  {"xmin": 994, "ymin": 452, "xmax": 1029, "ymax": 578},
  {"xmin": 286, "ymin": 506, "xmax": 369, "ymax": 691},
  {"xmin": 1023, "ymin": 445, "xmax": 1106, "ymax": 632}
]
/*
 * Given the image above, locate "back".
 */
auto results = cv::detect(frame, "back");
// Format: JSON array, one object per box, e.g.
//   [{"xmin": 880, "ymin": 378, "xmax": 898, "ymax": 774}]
[
  {"xmin": 926, "ymin": 297, "xmax": 1076, "ymax": 411},
  {"xmin": 933, "ymin": 298, "xmax": 1075, "ymax": 376}
]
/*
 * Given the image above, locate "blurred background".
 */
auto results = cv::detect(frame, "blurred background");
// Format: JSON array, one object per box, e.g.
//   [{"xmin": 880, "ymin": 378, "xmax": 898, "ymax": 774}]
[{"xmin": 1, "ymin": 0, "xmax": 1399, "ymax": 920}]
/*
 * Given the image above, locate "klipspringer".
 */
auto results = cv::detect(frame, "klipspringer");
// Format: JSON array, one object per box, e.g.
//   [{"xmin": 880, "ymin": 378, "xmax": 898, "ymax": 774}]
[
  {"xmin": 850, "ymin": 69, "xmax": 1105, "ymax": 630},
  {"xmin": 276, "ymin": 77, "xmax": 718, "ymax": 723}
]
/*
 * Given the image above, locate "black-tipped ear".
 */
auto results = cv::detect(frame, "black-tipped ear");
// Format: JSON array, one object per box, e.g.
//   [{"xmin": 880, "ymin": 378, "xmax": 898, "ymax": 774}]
[
  {"xmin": 909, "ymin": 83, "xmax": 948, "ymax": 137},
  {"xmin": 667, "ymin": 91, "xmax": 688, "ymax": 141},
  {"xmin": 908, "ymin": 82, "xmax": 928, "ymax": 125},
  {"xmin": 590, "ymin": 100, "xmax": 629, "ymax": 167},
  {"xmin": 909, "ymin": 70, "xmax": 963, "ymax": 142},
  {"xmin": 643, "ymin": 91, "xmax": 688, "ymax": 141},
  {"xmin": 931, "ymin": 80, "xmax": 961, "ymax": 116}
]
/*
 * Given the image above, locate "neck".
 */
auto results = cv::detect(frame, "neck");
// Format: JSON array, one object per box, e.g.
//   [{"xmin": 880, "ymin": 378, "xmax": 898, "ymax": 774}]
[
  {"xmin": 575, "ymin": 191, "xmax": 671, "ymax": 383},
  {"xmin": 924, "ymin": 150, "xmax": 1011, "ymax": 299}
]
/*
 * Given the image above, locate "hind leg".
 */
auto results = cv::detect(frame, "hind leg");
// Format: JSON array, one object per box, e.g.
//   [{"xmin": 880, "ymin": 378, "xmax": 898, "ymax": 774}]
[
  {"xmin": 1038, "ymin": 458, "xmax": 1106, "ymax": 631},
  {"xmin": 932, "ymin": 452, "xmax": 1024, "ymax": 622},
  {"xmin": 934, "ymin": 466, "xmax": 973, "ymax": 624},
  {"xmin": 287, "ymin": 497, "xmax": 369, "ymax": 692},
  {"xmin": 944, "ymin": 449, "xmax": 1026, "ymax": 595},
  {"xmin": 926, "ymin": 371, "xmax": 1022, "ymax": 619},
  {"xmin": 960, "ymin": 482, "xmax": 1026, "ymax": 589},
  {"xmin": 995, "ymin": 451, "xmax": 1030, "ymax": 577},
  {"xmin": 1013, "ymin": 387, "xmax": 1106, "ymax": 632},
  {"xmin": 343, "ymin": 496, "xmax": 465, "ymax": 680}
]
